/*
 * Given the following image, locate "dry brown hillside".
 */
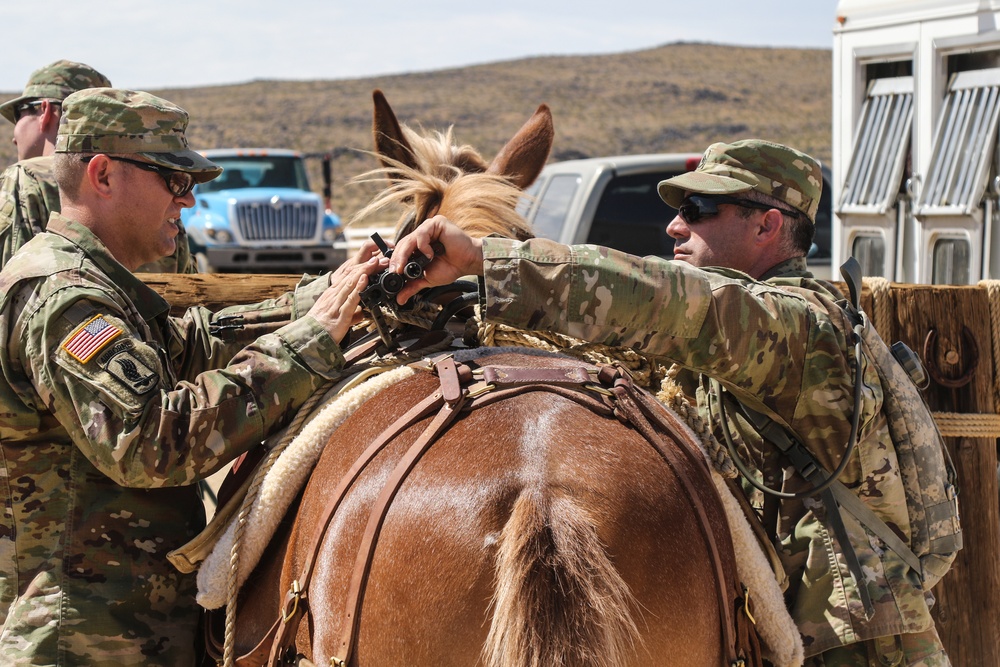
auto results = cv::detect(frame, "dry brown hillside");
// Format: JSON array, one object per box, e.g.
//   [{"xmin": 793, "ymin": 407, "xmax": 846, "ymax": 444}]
[{"xmin": 0, "ymin": 42, "xmax": 832, "ymax": 225}]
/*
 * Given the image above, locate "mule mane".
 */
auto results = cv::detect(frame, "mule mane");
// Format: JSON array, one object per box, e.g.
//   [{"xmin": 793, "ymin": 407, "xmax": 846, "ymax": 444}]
[{"xmin": 350, "ymin": 124, "xmax": 535, "ymax": 242}]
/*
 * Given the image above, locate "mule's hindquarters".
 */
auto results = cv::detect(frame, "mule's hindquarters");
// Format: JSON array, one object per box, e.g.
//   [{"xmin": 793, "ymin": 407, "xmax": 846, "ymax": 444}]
[
  {"xmin": 288, "ymin": 370, "xmax": 729, "ymax": 666},
  {"xmin": 483, "ymin": 397, "xmax": 731, "ymax": 667}
]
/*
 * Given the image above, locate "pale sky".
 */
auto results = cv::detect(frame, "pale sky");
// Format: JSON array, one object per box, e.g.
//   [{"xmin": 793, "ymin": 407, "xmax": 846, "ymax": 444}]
[{"xmin": 1, "ymin": 1, "xmax": 840, "ymax": 92}]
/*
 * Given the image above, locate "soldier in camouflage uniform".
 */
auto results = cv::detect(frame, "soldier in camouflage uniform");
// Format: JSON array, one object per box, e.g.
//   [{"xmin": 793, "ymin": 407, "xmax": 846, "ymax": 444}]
[
  {"xmin": 389, "ymin": 140, "xmax": 950, "ymax": 666},
  {"xmin": 0, "ymin": 60, "xmax": 195, "ymax": 273},
  {"xmin": 0, "ymin": 88, "xmax": 382, "ymax": 665}
]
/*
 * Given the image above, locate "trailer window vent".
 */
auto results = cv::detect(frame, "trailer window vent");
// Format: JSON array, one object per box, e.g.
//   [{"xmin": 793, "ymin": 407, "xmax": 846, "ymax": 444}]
[
  {"xmin": 851, "ymin": 234, "xmax": 887, "ymax": 278},
  {"xmin": 919, "ymin": 68, "xmax": 1000, "ymax": 215},
  {"xmin": 839, "ymin": 76, "xmax": 913, "ymax": 215},
  {"xmin": 931, "ymin": 237, "xmax": 971, "ymax": 285}
]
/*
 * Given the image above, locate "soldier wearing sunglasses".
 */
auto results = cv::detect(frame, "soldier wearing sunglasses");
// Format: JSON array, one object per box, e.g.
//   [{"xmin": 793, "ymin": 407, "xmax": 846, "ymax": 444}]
[
  {"xmin": 0, "ymin": 60, "xmax": 195, "ymax": 273},
  {"xmin": 0, "ymin": 87, "xmax": 386, "ymax": 665},
  {"xmin": 389, "ymin": 139, "xmax": 949, "ymax": 667}
]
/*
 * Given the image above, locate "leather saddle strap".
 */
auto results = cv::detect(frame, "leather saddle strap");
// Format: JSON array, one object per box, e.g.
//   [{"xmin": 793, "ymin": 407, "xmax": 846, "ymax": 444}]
[
  {"xmin": 620, "ymin": 375, "xmax": 763, "ymax": 664},
  {"xmin": 237, "ymin": 617, "xmax": 281, "ymax": 667},
  {"xmin": 342, "ymin": 335, "xmax": 383, "ymax": 366},
  {"xmin": 261, "ymin": 385, "xmax": 449, "ymax": 665},
  {"xmin": 180, "ymin": 340, "xmax": 386, "ymax": 585},
  {"xmin": 331, "ymin": 356, "xmax": 467, "ymax": 666},
  {"xmin": 467, "ymin": 380, "xmax": 615, "ymax": 417},
  {"xmin": 608, "ymin": 376, "xmax": 743, "ymax": 666}
]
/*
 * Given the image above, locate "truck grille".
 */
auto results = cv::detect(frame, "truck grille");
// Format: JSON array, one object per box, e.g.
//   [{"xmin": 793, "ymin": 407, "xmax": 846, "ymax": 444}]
[{"xmin": 234, "ymin": 200, "xmax": 319, "ymax": 241}]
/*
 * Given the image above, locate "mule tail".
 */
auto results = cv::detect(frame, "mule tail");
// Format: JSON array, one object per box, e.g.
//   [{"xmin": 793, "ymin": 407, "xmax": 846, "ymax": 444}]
[{"xmin": 484, "ymin": 492, "xmax": 640, "ymax": 667}]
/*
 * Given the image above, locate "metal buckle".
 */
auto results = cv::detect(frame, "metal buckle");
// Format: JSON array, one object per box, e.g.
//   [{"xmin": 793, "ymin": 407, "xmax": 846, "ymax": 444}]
[
  {"xmin": 584, "ymin": 383, "xmax": 614, "ymax": 397},
  {"xmin": 282, "ymin": 579, "xmax": 301, "ymax": 623},
  {"xmin": 466, "ymin": 382, "xmax": 496, "ymax": 399},
  {"xmin": 742, "ymin": 585, "xmax": 756, "ymax": 625}
]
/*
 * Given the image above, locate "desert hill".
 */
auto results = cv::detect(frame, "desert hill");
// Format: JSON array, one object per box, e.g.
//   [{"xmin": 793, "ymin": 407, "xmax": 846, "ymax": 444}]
[{"xmin": 0, "ymin": 42, "xmax": 832, "ymax": 225}]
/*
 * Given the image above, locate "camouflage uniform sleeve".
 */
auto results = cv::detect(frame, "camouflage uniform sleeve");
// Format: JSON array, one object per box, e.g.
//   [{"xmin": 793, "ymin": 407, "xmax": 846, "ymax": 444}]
[
  {"xmin": 0, "ymin": 161, "xmax": 60, "ymax": 270},
  {"xmin": 0, "ymin": 169, "xmax": 13, "ymax": 268},
  {"xmin": 164, "ymin": 272, "xmax": 333, "ymax": 375},
  {"xmin": 15, "ymin": 285, "xmax": 344, "ymax": 488},
  {"xmin": 481, "ymin": 237, "xmax": 852, "ymax": 425},
  {"xmin": 482, "ymin": 238, "xmax": 712, "ymax": 338}
]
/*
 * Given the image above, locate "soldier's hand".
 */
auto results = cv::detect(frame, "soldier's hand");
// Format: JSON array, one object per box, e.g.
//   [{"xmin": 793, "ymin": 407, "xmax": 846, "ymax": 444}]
[
  {"xmin": 389, "ymin": 216, "xmax": 484, "ymax": 304},
  {"xmin": 309, "ymin": 254, "xmax": 387, "ymax": 342},
  {"xmin": 335, "ymin": 235, "xmax": 389, "ymax": 274}
]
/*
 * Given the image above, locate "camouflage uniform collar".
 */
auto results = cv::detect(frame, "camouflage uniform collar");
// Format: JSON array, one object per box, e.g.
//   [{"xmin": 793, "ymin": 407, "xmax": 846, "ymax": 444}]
[
  {"xmin": 47, "ymin": 213, "xmax": 170, "ymax": 320},
  {"xmin": 758, "ymin": 256, "xmax": 811, "ymax": 282},
  {"xmin": 17, "ymin": 154, "xmax": 54, "ymax": 168}
]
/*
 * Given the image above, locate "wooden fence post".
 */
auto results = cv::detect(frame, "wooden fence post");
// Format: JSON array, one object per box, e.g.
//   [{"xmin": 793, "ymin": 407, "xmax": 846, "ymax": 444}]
[
  {"xmin": 891, "ymin": 284, "xmax": 1000, "ymax": 667},
  {"xmin": 141, "ymin": 273, "xmax": 301, "ymax": 315}
]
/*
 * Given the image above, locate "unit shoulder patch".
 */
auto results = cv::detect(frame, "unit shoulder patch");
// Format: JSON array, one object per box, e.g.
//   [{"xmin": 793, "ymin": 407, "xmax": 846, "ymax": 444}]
[
  {"xmin": 61, "ymin": 314, "xmax": 123, "ymax": 363},
  {"xmin": 103, "ymin": 348, "xmax": 159, "ymax": 395}
]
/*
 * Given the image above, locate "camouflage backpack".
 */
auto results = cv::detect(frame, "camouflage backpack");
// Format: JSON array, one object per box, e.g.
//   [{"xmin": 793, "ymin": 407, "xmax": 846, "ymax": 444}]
[
  {"xmin": 715, "ymin": 258, "xmax": 962, "ymax": 596},
  {"xmin": 840, "ymin": 259, "xmax": 962, "ymax": 589}
]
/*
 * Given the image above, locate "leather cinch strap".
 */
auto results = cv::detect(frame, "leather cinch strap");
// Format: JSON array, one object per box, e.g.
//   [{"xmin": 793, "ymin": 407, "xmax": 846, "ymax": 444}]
[
  {"xmin": 603, "ymin": 368, "xmax": 754, "ymax": 666},
  {"xmin": 258, "ymin": 356, "xmax": 466, "ymax": 666}
]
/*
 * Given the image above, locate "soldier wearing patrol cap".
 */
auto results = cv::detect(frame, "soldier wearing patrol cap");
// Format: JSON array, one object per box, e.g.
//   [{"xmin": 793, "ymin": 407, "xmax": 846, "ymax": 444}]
[
  {"xmin": 388, "ymin": 139, "xmax": 950, "ymax": 666},
  {"xmin": 0, "ymin": 61, "xmax": 195, "ymax": 272},
  {"xmin": 1, "ymin": 59, "xmax": 111, "ymax": 160},
  {"xmin": 0, "ymin": 88, "xmax": 384, "ymax": 665}
]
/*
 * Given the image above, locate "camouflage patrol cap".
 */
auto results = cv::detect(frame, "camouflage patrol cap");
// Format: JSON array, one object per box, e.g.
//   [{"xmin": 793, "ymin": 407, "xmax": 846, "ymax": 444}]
[
  {"xmin": 0, "ymin": 59, "xmax": 111, "ymax": 124},
  {"xmin": 657, "ymin": 139, "xmax": 823, "ymax": 223},
  {"xmin": 55, "ymin": 88, "xmax": 222, "ymax": 183}
]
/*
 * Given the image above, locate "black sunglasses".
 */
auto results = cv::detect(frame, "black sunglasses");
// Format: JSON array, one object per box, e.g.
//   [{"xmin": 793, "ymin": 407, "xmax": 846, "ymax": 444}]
[
  {"xmin": 678, "ymin": 194, "xmax": 800, "ymax": 224},
  {"xmin": 13, "ymin": 100, "xmax": 58, "ymax": 123},
  {"xmin": 81, "ymin": 155, "xmax": 196, "ymax": 197}
]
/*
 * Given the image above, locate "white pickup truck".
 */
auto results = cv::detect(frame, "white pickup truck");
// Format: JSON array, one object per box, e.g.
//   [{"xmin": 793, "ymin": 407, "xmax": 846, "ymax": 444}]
[{"xmin": 518, "ymin": 153, "xmax": 833, "ymax": 278}]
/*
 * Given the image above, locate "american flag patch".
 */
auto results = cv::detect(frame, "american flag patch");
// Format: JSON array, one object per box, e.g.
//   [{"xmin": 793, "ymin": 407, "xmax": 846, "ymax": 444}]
[{"xmin": 62, "ymin": 315, "xmax": 123, "ymax": 363}]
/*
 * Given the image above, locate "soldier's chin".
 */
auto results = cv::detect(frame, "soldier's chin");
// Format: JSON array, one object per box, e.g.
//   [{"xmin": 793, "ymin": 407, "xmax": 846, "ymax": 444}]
[{"xmin": 160, "ymin": 237, "xmax": 177, "ymax": 258}]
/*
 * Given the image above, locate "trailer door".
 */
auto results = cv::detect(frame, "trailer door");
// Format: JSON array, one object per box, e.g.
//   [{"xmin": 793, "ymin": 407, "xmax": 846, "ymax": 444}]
[
  {"xmin": 838, "ymin": 76, "xmax": 914, "ymax": 280},
  {"xmin": 916, "ymin": 67, "xmax": 1000, "ymax": 284}
]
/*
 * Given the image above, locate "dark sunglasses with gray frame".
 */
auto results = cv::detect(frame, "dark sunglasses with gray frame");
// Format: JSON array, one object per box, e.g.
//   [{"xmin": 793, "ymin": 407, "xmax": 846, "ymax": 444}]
[{"xmin": 679, "ymin": 194, "xmax": 801, "ymax": 224}]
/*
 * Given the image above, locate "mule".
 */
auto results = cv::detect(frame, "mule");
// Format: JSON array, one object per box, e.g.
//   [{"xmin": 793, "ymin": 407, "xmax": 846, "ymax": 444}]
[{"xmin": 220, "ymin": 90, "xmax": 762, "ymax": 667}]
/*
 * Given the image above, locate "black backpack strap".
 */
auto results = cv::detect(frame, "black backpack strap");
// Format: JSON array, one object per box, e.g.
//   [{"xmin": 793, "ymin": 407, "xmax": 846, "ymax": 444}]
[
  {"xmin": 712, "ymin": 384, "xmax": 875, "ymax": 618},
  {"xmin": 840, "ymin": 256, "xmax": 864, "ymax": 324},
  {"xmin": 715, "ymin": 384, "xmax": 923, "ymax": 582}
]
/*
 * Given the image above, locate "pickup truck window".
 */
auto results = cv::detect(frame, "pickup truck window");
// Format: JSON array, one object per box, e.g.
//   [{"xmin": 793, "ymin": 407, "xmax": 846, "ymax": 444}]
[
  {"xmin": 532, "ymin": 173, "xmax": 581, "ymax": 240},
  {"xmin": 587, "ymin": 172, "xmax": 678, "ymax": 258}
]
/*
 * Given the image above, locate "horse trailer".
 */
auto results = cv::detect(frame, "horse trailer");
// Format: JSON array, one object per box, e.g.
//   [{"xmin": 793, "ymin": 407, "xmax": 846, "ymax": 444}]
[{"xmin": 833, "ymin": 0, "xmax": 1000, "ymax": 284}]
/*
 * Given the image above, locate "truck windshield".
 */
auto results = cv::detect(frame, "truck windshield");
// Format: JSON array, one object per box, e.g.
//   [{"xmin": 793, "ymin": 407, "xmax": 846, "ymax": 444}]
[
  {"xmin": 198, "ymin": 155, "xmax": 311, "ymax": 193},
  {"xmin": 530, "ymin": 174, "xmax": 581, "ymax": 241},
  {"xmin": 589, "ymin": 172, "xmax": 678, "ymax": 259}
]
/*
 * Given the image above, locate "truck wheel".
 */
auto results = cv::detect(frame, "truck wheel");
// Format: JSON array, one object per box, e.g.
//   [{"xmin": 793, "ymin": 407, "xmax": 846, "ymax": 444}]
[{"xmin": 194, "ymin": 252, "xmax": 214, "ymax": 274}]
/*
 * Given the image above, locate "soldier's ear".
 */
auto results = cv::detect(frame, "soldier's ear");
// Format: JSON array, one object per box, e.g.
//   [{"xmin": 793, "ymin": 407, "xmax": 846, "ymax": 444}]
[
  {"xmin": 39, "ymin": 100, "xmax": 61, "ymax": 133},
  {"xmin": 755, "ymin": 208, "xmax": 784, "ymax": 245},
  {"xmin": 84, "ymin": 155, "xmax": 115, "ymax": 199}
]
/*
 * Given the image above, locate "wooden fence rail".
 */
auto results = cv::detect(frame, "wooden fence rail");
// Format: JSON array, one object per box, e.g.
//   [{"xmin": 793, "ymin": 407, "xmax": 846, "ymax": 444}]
[{"xmin": 142, "ymin": 273, "xmax": 1000, "ymax": 667}]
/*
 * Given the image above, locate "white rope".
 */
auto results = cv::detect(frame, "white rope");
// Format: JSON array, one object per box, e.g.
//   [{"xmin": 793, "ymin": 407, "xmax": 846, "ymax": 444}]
[{"xmin": 221, "ymin": 382, "xmax": 332, "ymax": 667}]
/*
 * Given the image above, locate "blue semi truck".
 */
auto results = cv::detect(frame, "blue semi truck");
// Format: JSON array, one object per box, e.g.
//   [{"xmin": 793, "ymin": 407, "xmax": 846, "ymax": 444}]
[{"xmin": 182, "ymin": 148, "xmax": 344, "ymax": 273}]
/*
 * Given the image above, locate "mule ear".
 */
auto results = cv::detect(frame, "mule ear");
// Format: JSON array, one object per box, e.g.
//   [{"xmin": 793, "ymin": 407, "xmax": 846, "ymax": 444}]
[
  {"xmin": 487, "ymin": 103, "xmax": 554, "ymax": 190},
  {"xmin": 372, "ymin": 89, "xmax": 419, "ymax": 172}
]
